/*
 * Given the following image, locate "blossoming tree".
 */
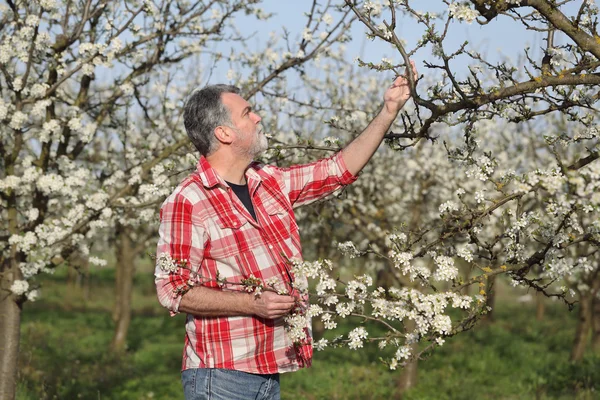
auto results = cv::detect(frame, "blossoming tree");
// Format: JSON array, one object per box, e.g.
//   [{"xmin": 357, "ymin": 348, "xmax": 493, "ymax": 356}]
[
  {"xmin": 3, "ymin": 0, "xmax": 600, "ymax": 398},
  {"xmin": 0, "ymin": 0, "xmax": 355, "ymax": 398},
  {"xmin": 234, "ymin": 0, "xmax": 600, "ymax": 392}
]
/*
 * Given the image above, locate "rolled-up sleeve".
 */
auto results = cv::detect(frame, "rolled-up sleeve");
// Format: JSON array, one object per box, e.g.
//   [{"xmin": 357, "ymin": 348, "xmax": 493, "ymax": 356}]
[
  {"xmin": 155, "ymin": 192, "xmax": 206, "ymax": 315},
  {"xmin": 279, "ymin": 151, "xmax": 358, "ymax": 208}
]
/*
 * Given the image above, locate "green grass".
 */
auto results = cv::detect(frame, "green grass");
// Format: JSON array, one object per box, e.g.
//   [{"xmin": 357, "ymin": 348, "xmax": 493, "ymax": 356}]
[{"xmin": 16, "ymin": 265, "xmax": 599, "ymax": 400}]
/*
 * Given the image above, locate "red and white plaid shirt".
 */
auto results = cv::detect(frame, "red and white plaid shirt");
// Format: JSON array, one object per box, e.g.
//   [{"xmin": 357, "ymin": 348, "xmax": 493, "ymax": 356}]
[{"xmin": 155, "ymin": 152, "xmax": 357, "ymax": 374}]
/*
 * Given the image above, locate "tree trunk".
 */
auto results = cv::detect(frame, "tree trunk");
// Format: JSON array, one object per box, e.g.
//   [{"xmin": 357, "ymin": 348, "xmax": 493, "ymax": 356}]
[
  {"xmin": 0, "ymin": 266, "xmax": 22, "ymax": 400},
  {"xmin": 593, "ymin": 294, "xmax": 600, "ymax": 354},
  {"xmin": 395, "ymin": 191, "xmax": 425, "ymax": 398},
  {"xmin": 66, "ymin": 252, "xmax": 91, "ymax": 303},
  {"xmin": 536, "ymin": 292, "xmax": 545, "ymax": 321},
  {"xmin": 396, "ymin": 319, "xmax": 418, "ymax": 398},
  {"xmin": 110, "ymin": 224, "xmax": 136, "ymax": 352},
  {"xmin": 570, "ymin": 292, "xmax": 592, "ymax": 362},
  {"xmin": 67, "ymin": 263, "xmax": 78, "ymax": 287},
  {"xmin": 484, "ymin": 275, "xmax": 497, "ymax": 322},
  {"xmin": 591, "ymin": 275, "xmax": 600, "ymax": 354},
  {"xmin": 82, "ymin": 257, "xmax": 91, "ymax": 302}
]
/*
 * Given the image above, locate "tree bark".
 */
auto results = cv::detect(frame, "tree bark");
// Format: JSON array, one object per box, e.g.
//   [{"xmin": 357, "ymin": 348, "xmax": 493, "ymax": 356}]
[
  {"xmin": 591, "ymin": 275, "xmax": 600, "ymax": 354},
  {"xmin": 67, "ymin": 262, "xmax": 78, "ymax": 287},
  {"xmin": 593, "ymin": 293, "xmax": 600, "ymax": 354},
  {"xmin": 396, "ymin": 319, "xmax": 418, "ymax": 398},
  {"xmin": 110, "ymin": 224, "xmax": 136, "ymax": 352},
  {"xmin": 570, "ymin": 292, "xmax": 592, "ymax": 362},
  {"xmin": 82, "ymin": 257, "xmax": 91, "ymax": 302},
  {"xmin": 484, "ymin": 275, "xmax": 497, "ymax": 322},
  {"xmin": 0, "ymin": 266, "xmax": 22, "ymax": 400},
  {"xmin": 66, "ymin": 251, "xmax": 90, "ymax": 300}
]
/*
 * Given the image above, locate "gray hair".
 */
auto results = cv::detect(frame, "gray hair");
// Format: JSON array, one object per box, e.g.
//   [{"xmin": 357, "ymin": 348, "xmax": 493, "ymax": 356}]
[{"xmin": 183, "ymin": 84, "xmax": 241, "ymax": 156}]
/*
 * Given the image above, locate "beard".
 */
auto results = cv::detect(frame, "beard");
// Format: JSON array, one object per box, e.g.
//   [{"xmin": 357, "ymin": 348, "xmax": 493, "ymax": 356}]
[
  {"xmin": 232, "ymin": 125, "xmax": 268, "ymax": 158},
  {"xmin": 250, "ymin": 128, "xmax": 269, "ymax": 156}
]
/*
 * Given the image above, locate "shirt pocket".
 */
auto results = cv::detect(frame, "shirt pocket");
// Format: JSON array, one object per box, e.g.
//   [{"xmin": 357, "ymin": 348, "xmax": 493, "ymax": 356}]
[
  {"xmin": 199, "ymin": 215, "xmax": 252, "ymax": 287},
  {"xmin": 264, "ymin": 204, "xmax": 302, "ymax": 261},
  {"xmin": 265, "ymin": 203, "xmax": 298, "ymax": 240},
  {"xmin": 208, "ymin": 214, "xmax": 250, "ymax": 256}
]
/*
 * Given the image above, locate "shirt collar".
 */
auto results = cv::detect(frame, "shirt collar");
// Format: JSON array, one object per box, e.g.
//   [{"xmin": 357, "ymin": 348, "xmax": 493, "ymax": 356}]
[
  {"xmin": 196, "ymin": 156, "xmax": 225, "ymax": 189},
  {"xmin": 245, "ymin": 162, "xmax": 263, "ymax": 183},
  {"xmin": 195, "ymin": 156, "xmax": 263, "ymax": 189}
]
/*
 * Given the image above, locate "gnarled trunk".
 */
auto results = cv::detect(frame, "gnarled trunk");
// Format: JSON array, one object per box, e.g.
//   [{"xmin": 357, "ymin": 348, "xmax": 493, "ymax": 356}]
[
  {"xmin": 110, "ymin": 224, "xmax": 136, "ymax": 352},
  {"xmin": 0, "ymin": 263, "xmax": 22, "ymax": 400}
]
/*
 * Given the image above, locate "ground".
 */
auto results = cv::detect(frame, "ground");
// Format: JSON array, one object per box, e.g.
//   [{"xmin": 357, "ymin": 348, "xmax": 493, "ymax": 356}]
[{"xmin": 16, "ymin": 263, "xmax": 599, "ymax": 400}]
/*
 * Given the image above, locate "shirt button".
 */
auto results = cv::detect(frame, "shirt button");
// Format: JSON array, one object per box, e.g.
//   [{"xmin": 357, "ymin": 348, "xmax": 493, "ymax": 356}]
[{"xmin": 269, "ymin": 245, "xmax": 274, "ymax": 249}]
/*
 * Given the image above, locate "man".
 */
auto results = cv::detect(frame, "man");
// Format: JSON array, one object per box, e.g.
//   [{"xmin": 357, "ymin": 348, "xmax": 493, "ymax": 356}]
[{"xmin": 155, "ymin": 61, "xmax": 417, "ymax": 400}]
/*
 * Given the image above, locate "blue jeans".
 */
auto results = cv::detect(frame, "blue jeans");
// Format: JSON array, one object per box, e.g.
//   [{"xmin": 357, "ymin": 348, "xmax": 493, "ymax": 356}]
[{"xmin": 181, "ymin": 368, "xmax": 281, "ymax": 400}]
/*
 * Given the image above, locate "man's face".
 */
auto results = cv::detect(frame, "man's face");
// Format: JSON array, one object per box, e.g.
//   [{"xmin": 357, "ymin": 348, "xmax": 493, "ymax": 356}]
[{"xmin": 220, "ymin": 92, "xmax": 268, "ymax": 157}]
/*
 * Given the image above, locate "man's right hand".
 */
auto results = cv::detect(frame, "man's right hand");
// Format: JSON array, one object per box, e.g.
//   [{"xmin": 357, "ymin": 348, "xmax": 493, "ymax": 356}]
[{"xmin": 251, "ymin": 291, "xmax": 296, "ymax": 319}]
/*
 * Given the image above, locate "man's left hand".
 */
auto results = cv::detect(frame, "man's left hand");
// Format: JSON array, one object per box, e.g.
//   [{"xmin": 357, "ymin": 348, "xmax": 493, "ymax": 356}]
[{"xmin": 384, "ymin": 60, "xmax": 418, "ymax": 114}]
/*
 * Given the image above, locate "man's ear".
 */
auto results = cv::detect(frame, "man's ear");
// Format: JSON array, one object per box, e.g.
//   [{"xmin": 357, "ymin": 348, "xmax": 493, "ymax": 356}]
[{"xmin": 214, "ymin": 126, "xmax": 234, "ymax": 145}]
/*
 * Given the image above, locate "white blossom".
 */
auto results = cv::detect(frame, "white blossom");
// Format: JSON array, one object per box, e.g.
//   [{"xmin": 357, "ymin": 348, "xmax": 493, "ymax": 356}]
[
  {"xmin": 10, "ymin": 280, "xmax": 29, "ymax": 296},
  {"xmin": 29, "ymin": 83, "xmax": 49, "ymax": 98},
  {"xmin": 88, "ymin": 256, "xmax": 107, "ymax": 267},
  {"xmin": 0, "ymin": 175, "xmax": 21, "ymax": 192},
  {"xmin": 314, "ymin": 338, "xmax": 329, "ymax": 350},
  {"xmin": 36, "ymin": 174, "xmax": 65, "ymax": 195},
  {"xmin": 395, "ymin": 345, "xmax": 411, "ymax": 360},
  {"xmin": 157, "ymin": 252, "xmax": 179, "ymax": 273},
  {"xmin": 348, "ymin": 326, "xmax": 368, "ymax": 349},
  {"xmin": 85, "ymin": 192, "xmax": 109, "ymax": 211},
  {"xmin": 448, "ymin": 2, "xmax": 480, "ymax": 23},
  {"xmin": 439, "ymin": 200, "xmax": 459, "ymax": 213},
  {"xmin": 432, "ymin": 314, "xmax": 452, "ymax": 335},
  {"xmin": 39, "ymin": 0, "xmax": 58, "ymax": 10},
  {"xmin": 26, "ymin": 289, "xmax": 40, "ymax": 302},
  {"xmin": 284, "ymin": 313, "xmax": 309, "ymax": 343},
  {"xmin": 337, "ymin": 241, "xmax": 361, "ymax": 258},
  {"xmin": 9, "ymin": 111, "xmax": 27, "ymax": 129},
  {"xmin": 433, "ymin": 256, "xmax": 458, "ymax": 282},
  {"xmin": 26, "ymin": 208, "xmax": 40, "ymax": 222},
  {"xmin": 456, "ymin": 246, "xmax": 473, "ymax": 262},
  {"xmin": 302, "ymin": 28, "xmax": 313, "ymax": 42},
  {"xmin": 475, "ymin": 190, "xmax": 486, "ymax": 204}
]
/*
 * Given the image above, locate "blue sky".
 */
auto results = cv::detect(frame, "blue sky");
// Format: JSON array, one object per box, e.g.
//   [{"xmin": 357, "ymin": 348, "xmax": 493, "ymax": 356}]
[
  {"xmin": 230, "ymin": 0, "xmax": 582, "ymax": 82},
  {"xmin": 238, "ymin": 1, "xmax": 547, "ymax": 72}
]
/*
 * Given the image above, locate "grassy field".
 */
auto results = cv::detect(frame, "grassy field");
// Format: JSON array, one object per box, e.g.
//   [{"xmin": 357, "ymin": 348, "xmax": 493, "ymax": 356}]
[{"xmin": 16, "ymin": 264, "xmax": 599, "ymax": 400}]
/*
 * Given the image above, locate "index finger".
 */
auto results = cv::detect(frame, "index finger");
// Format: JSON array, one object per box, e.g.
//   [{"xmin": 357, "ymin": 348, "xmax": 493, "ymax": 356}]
[{"xmin": 406, "ymin": 60, "xmax": 417, "ymax": 80}]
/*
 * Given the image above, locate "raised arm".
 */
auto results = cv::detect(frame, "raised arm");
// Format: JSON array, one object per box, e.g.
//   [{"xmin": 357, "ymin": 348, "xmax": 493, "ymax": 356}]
[{"xmin": 341, "ymin": 60, "xmax": 417, "ymax": 176}]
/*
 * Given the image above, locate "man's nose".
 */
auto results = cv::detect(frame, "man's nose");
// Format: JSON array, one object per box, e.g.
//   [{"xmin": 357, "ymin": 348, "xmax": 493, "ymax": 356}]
[{"xmin": 252, "ymin": 112, "xmax": 261, "ymax": 124}]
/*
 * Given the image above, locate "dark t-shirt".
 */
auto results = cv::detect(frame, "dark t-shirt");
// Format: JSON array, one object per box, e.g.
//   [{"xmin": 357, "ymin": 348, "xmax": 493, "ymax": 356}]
[{"xmin": 226, "ymin": 181, "xmax": 257, "ymax": 221}]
